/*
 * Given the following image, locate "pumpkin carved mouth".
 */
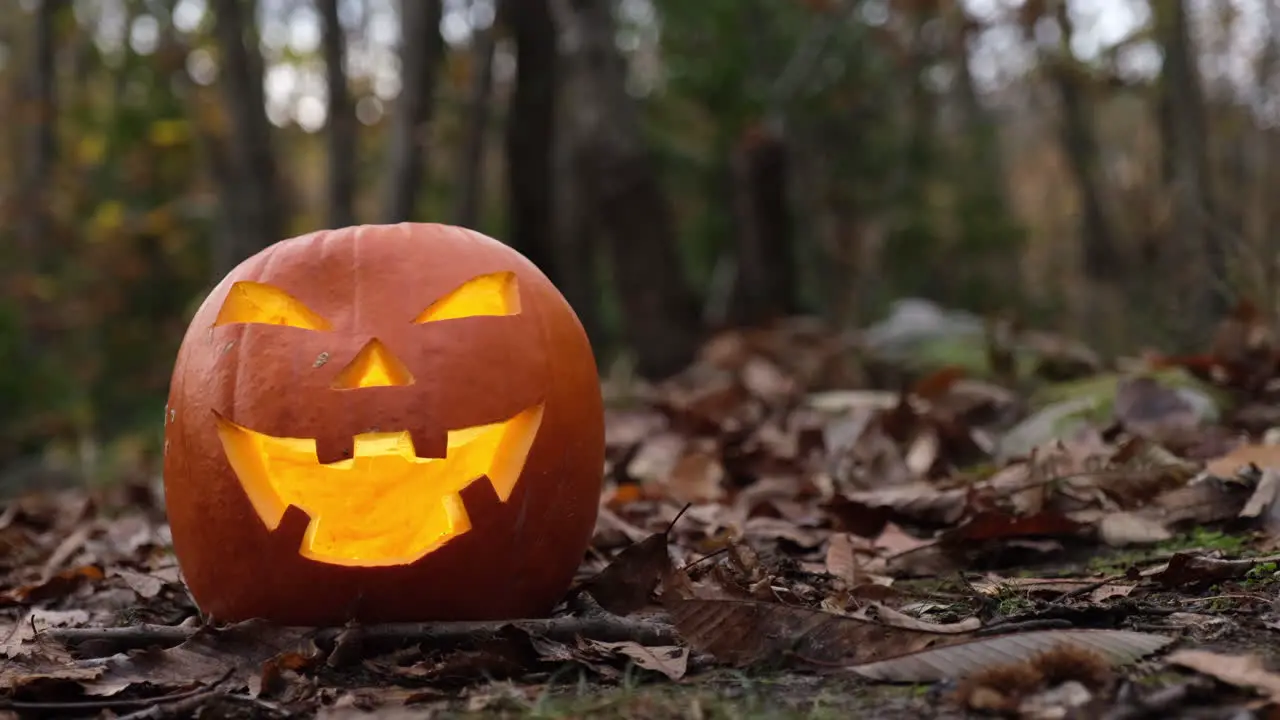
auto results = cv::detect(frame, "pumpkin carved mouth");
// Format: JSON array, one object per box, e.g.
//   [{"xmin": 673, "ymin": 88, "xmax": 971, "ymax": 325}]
[{"xmin": 213, "ymin": 404, "xmax": 544, "ymax": 567}]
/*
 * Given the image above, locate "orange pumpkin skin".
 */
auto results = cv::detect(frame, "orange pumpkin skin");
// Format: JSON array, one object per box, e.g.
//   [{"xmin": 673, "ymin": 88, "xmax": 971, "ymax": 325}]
[{"xmin": 162, "ymin": 223, "xmax": 604, "ymax": 625}]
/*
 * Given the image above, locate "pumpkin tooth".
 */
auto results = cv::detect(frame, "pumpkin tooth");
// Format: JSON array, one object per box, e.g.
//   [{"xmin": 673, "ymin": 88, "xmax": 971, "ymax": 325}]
[
  {"xmin": 407, "ymin": 428, "xmax": 447, "ymax": 460},
  {"xmin": 313, "ymin": 432, "xmax": 356, "ymax": 465}
]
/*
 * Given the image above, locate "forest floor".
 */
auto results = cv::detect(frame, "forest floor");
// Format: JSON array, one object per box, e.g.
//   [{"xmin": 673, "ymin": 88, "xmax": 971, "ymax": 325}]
[{"xmin": 9, "ymin": 299, "xmax": 1280, "ymax": 718}]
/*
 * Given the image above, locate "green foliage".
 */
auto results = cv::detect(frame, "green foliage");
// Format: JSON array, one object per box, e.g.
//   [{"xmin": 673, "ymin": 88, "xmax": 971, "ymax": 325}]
[{"xmin": 0, "ymin": 0, "xmax": 1054, "ymax": 477}]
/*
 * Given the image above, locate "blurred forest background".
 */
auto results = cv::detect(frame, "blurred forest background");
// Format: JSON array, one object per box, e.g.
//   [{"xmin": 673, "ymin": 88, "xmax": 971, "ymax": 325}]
[{"xmin": 0, "ymin": 0, "xmax": 1273, "ymax": 487}]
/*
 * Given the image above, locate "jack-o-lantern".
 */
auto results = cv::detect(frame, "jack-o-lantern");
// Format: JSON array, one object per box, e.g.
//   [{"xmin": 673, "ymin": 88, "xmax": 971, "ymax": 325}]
[{"xmin": 162, "ymin": 223, "xmax": 605, "ymax": 625}]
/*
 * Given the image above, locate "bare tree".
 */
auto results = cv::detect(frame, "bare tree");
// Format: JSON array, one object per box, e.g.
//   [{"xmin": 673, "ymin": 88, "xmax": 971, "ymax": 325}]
[
  {"xmin": 551, "ymin": 0, "xmax": 702, "ymax": 379},
  {"xmin": 18, "ymin": 0, "xmax": 67, "ymax": 262},
  {"xmin": 452, "ymin": 1, "xmax": 499, "ymax": 229},
  {"xmin": 383, "ymin": 0, "xmax": 444, "ymax": 223},
  {"xmin": 208, "ymin": 0, "xmax": 284, "ymax": 273},
  {"xmin": 1154, "ymin": 0, "xmax": 1227, "ymax": 339},
  {"xmin": 550, "ymin": 104, "xmax": 604, "ymax": 349},
  {"xmin": 319, "ymin": 0, "xmax": 356, "ymax": 229},
  {"xmin": 504, "ymin": 0, "xmax": 557, "ymax": 276},
  {"xmin": 727, "ymin": 125, "xmax": 797, "ymax": 326},
  {"xmin": 1038, "ymin": 0, "xmax": 1123, "ymax": 282}
]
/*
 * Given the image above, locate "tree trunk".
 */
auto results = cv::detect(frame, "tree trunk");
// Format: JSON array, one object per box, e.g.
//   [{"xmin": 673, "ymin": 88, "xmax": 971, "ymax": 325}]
[
  {"xmin": 18, "ymin": 0, "xmax": 66, "ymax": 264},
  {"xmin": 1043, "ymin": 0, "xmax": 1122, "ymax": 282},
  {"xmin": 319, "ymin": 0, "xmax": 356, "ymax": 229},
  {"xmin": 551, "ymin": 0, "xmax": 702, "ymax": 380},
  {"xmin": 503, "ymin": 0, "xmax": 558, "ymax": 276},
  {"xmin": 550, "ymin": 26, "xmax": 603, "ymax": 351},
  {"xmin": 727, "ymin": 124, "xmax": 797, "ymax": 327},
  {"xmin": 383, "ymin": 0, "xmax": 443, "ymax": 223},
  {"xmin": 209, "ymin": 0, "xmax": 284, "ymax": 274},
  {"xmin": 452, "ymin": 3, "xmax": 498, "ymax": 230},
  {"xmin": 1154, "ymin": 0, "xmax": 1227, "ymax": 342}
]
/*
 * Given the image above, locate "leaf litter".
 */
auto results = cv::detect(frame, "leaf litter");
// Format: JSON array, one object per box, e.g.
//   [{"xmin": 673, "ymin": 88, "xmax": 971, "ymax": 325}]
[{"xmin": 10, "ymin": 306, "xmax": 1280, "ymax": 716}]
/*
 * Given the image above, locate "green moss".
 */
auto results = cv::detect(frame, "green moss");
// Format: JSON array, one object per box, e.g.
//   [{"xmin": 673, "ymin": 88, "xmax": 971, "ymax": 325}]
[
  {"xmin": 1028, "ymin": 368, "xmax": 1231, "ymax": 415},
  {"xmin": 990, "ymin": 583, "xmax": 1036, "ymax": 616},
  {"xmin": 1156, "ymin": 528, "xmax": 1249, "ymax": 555}
]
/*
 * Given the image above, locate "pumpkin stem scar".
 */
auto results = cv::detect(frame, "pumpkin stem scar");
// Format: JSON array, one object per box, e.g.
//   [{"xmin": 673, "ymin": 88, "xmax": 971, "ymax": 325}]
[{"xmin": 212, "ymin": 404, "xmax": 545, "ymax": 567}]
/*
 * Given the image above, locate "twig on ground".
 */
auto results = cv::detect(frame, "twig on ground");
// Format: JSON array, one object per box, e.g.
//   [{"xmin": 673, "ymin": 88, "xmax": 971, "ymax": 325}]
[
  {"xmin": 111, "ymin": 686, "xmax": 225, "ymax": 720},
  {"xmin": 973, "ymin": 618, "xmax": 1074, "ymax": 636},
  {"xmin": 47, "ymin": 614, "xmax": 681, "ymax": 654},
  {"xmin": 0, "ymin": 667, "xmax": 234, "ymax": 713},
  {"xmin": 1058, "ymin": 573, "xmax": 1130, "ymax": 602},
  {"xmin": 44, "ymin": 622, "xmax": 195, "ymax": 649}
]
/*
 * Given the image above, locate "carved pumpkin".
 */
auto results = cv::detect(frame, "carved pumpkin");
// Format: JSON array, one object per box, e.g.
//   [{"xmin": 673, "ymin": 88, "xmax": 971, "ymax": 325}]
[{"xmin": 162, "ymin": 223, "xmax": 605, "ymax": 625}]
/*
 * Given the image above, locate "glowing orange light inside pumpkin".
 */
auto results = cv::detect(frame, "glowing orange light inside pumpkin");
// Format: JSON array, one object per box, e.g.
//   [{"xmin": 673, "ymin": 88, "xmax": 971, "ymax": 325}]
[
  {"xmin": 214, "ymin": 404, "xmax": 544, "ymax": 566},
  {"xmin": 331, "ymin": 339, "xmax": 415, "ymax": 389},
  {"xmin": 207, "ymin": 271, "xmax": 542, "ymax": 567},
  {"xmin": 214, "ymin": 281, "xmax": 332, "ymax": 330},
  {"xmin": 413, "ymin": 271, "xmax": 520, "ymax": 323}
]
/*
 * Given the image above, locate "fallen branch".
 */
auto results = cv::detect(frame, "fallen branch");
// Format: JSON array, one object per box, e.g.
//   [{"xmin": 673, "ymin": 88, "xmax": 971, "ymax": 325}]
[
  {"xmin": 0, "ymin": 668, "xmax": 233, "ymax": 713},
  {"xmin": 47, "ymin": 614, "xmax": 680, "ymax": 655},
  {"xmin": 44, "ymin": 622, "xmax": 196, "ymax": 650}
]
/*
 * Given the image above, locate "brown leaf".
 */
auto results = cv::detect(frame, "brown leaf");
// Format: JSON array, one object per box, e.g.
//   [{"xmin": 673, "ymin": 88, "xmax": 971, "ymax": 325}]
[
  {"xmin": 1097, "ymin": 511, "xmax": 1173, "ymax": 546},
  {"xmin": 1113, "ymin": 376, "xmax": 1201, "ymax": 442},
  {"xmin": 1, "ymin": 565, "xmax": 105, "ymax": 606},
  {"xmin": 577, "ymin": 531, "xmax": 674, "ymax": 616},
  {"xmin": 910, "ymin": 366, "xmax": 967, "ymax": 401},
  {"xmin": 96, "ymin": 619, "xmax": 314, "ymax": 692},
  {"xmin": 740, "ymin": 357, "xmax": 796, "ymax": 404},
  {"xmin": 863, "ymin": 603, "xmax": 981, "ymax": 634},
  {"xmin": 0, "ymin": 608, "xmax": 90, "ymax": 660},
  {"xmin": 970, "ymin": 576, "xmax": 1134, "ymax": 603},
  {"xmin": 741, "ymin": 516, "xmax": 828, "ymax": 550},
  {"xmin": 874, "ymin": 523, "xmax": 935, "ymax": 555},
  {"xmin": 1147, "ymin": 551, "xmax": 1265, "ymax": 588},
  {"xmin": 1167, "ymin": 649, "xmax": 1280, "ymax": 701},
  {"xmin": 580, "ymin": 640, "xmax": 689, "ymax": 680},
  {"xmin": 109, "ymin": 568, "xmax": 171, "ymax": 599},
  {"xmin": 665, "ymin": 597, "xmax": 966, "ymax": 667},
  {"xmin": 822, "ymin": 495, "xmax": 892, "ymax": 537},
  {"xmin": 664, "ymin": 443, "xmax": 727, "ymax": 504},
  {"xmin": 825, "ymin": 533, "xmax": 862, "ymax": 585},
  {"xmin": 1152, "ymin": 474, "xmax": 1254, "ymax": 525},
  {"xmin": 942, "ymin": 511, "xmax": 1087, "ymax": 545},
  {"xmin": 848, "ymin": 629, "xmax": 1173, "ymax": 682},
  {"xmin": 257, "ymin": 649, "xmax": 321, "ymax": 699},
  {"xmin": 1205, "ymin": 442, "xmax": 1280, "ymax": 477},
  {"xmin": 604, "ymin": 408, "xmax": 669, "ymax": 449},
  {"xmin": 841, "ymin": 483, "xmax": 969, "ymax": 527},
  {"xmin": 626, "ymin": 432, "xmax": 687, "ymax": 485}
]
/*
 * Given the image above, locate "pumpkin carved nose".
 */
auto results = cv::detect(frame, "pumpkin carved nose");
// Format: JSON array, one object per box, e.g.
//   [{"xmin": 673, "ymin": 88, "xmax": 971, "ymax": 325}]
[{"xmin": 331, "ymin": 339, "xmax": 415, "ymax": 389}]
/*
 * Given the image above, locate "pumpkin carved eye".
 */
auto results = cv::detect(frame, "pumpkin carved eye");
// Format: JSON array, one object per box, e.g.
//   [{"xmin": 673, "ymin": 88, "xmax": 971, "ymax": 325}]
[
  {"xmin": 413, "ymin": 272, "xmax": 520, "ymax": 324},
  {"xmin": 215, "ymin": 281, "xmax": 332, "ymax": 331}
]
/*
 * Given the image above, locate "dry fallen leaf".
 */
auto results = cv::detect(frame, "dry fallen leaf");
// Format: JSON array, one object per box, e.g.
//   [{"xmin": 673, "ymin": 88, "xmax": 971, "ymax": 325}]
[
  {"xmin": 1148, "ymin": 551, "xmax": 1270, "ymax": 588},
  {"xmin": 579, "ymin": 506, "xmax": 693, "ymax": 615},
  {"xmin": 576, "ymin": 530, "xmax": 674, "ymax": 616},
  {"xmin": 861, "ymin": 603, "xmax": 981, "ymax": 634},
  {"xmin": 824, "ymin": 533, "xmax": 862, "ymax": 585},
  {"xmin": 580, "ymin": 639, "xmax": 689, "ymax": 680},
  {"xmin": 1205, "ymin": 442, "xmax": 1280, "ymax": 478},
  {"xmin": 1097, "ymin": 511, "xmax": 1173, "ymax": 546},
  {"xmin": 1167, "ymin": 649, "xmax": 1280, "ymax": 701},
  {"xmin": 848, "ymin": 629, "xmax": 1174, "ymax": 682},
  {"xmin": 1113, "ymin": 375, "xmax": 1202, "ymax": 442},
  {"xmin": 665, "ymin": 596, "xmax": 969, "ymax": 668},
  {"xmin": 970, "ymin": 576, "xmax": 1134, "ymax": 603}
]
